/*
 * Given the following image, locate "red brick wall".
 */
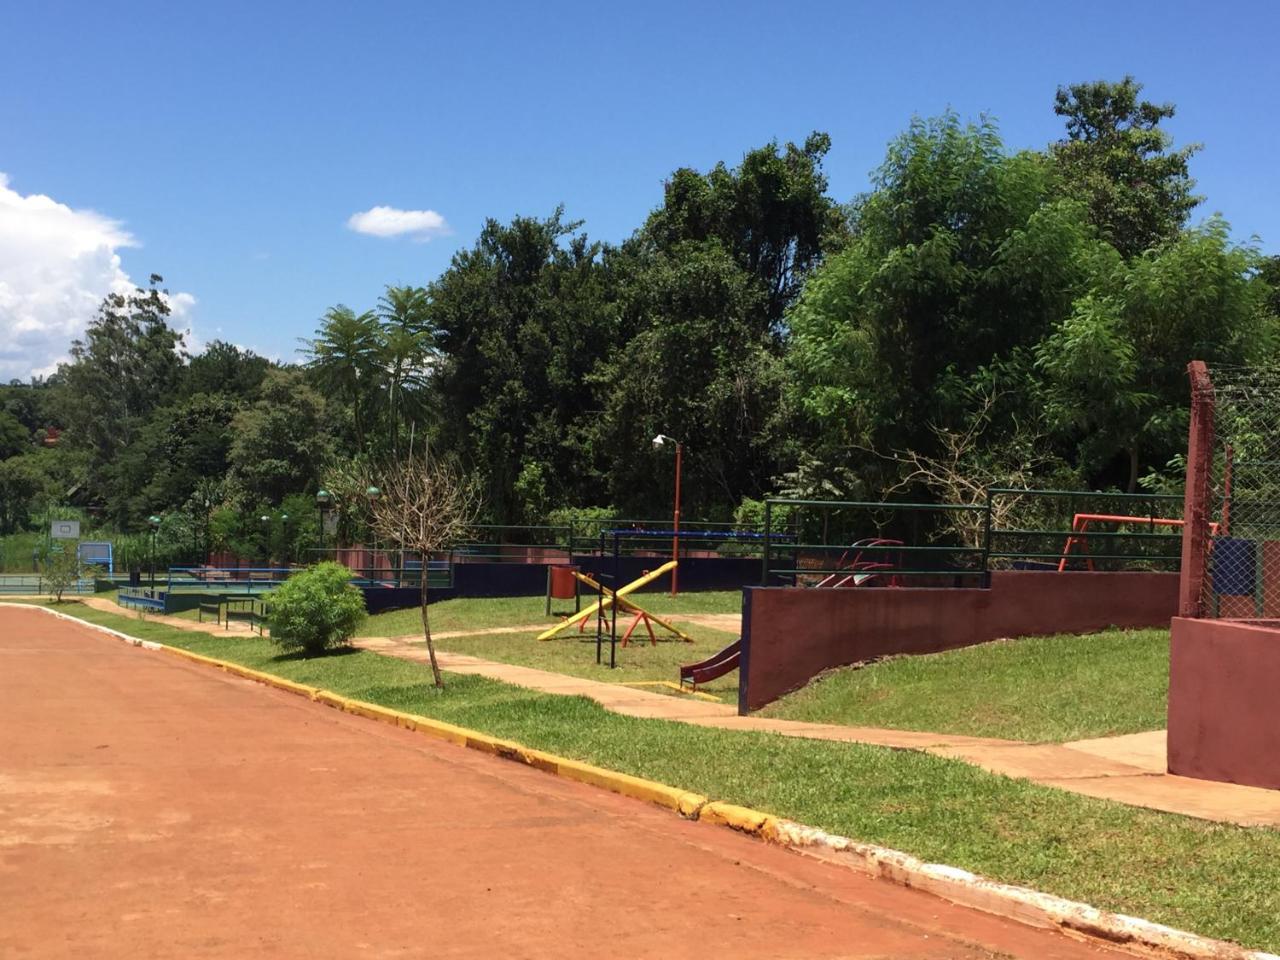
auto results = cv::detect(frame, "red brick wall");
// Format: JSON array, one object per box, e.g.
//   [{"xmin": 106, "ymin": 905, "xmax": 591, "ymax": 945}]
[{"xmin": 740, "ymin": 571, "xmax": 1179, "ymax": 713}]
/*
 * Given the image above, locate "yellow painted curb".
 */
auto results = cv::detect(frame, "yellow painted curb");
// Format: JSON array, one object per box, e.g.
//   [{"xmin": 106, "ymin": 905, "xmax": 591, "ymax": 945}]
[
  {"xmin": 521, "ymin": 749, "xmax": 708, "ymax": 817},
  {"xmin": 700, "ymin": 801, "xmax": 777, "ymax": 836}
]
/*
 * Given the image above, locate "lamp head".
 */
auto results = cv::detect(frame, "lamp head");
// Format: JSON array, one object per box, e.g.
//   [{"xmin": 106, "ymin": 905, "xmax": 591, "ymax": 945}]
[
  {"xmin": 316, "ymin": 489, "xmax": 331, "ymax": 506},
  {"xmin": 652, "ymin": 434, "xmax": 667, "ymax": 450}
]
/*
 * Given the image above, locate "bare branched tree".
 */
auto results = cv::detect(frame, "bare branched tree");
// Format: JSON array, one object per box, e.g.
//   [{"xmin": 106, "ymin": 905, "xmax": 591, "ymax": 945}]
[
  {"xmin": 878, "ymin": 390, "xmax": 1057, "ymax": 551},
  {"xmin": 363, "ymin": 449, "xmax": 480, "ymax": 687}
]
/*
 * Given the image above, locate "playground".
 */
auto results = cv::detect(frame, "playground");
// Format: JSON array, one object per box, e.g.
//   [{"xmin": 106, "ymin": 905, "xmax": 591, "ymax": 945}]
[{"xmin": 9, "ymin": 362, "xmax": 1280, "ymax": 953}]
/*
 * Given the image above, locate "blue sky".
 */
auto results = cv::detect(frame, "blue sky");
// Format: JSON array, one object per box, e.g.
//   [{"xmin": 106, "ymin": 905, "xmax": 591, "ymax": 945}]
[{"xmin": 2, "ymin": 0, "xmax": 1277, "ymax": 377}]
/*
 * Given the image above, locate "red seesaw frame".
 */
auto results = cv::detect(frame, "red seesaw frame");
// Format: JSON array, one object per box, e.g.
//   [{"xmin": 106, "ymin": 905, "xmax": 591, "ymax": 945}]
[{"xmin": 1058, "ymin": 514, "xmax": 1219, "ymax": 572}]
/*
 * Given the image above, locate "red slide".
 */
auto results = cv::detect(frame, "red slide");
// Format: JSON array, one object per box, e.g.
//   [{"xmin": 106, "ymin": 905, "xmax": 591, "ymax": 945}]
[{"xmin": 679, "ymin": 639, "xmax": 742, "ymax": 691}]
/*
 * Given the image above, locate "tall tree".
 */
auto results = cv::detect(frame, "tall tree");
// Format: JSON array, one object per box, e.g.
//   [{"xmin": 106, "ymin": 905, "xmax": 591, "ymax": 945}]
[
  {"xmin": 1051, "ymin": 76, "xmax": 1200, "ymax": 258},
  {"xmin": 376, "ymin": 285, "xmax": 435, "ymax": 453},
  {"xmin": 54, "ymin": 276, "xmax": 186, "ymax": 523},
  {"xmin": 302, "ymin": 305, "xmax": 382, "ymax": 451},
  {"xmin": 183, "ymin": 340, "xmax": 271, "ymax": 399},
  {"xmin": 786, "ymin": 114, "xmax": 1086, "ymax": 482},
  {"xmin": 228, "ymin": 369, "xmax": 334, "ymax": 503},
  {"xmin": 1037, "ymin": 218, "xmax": 1274, "ymax": 489},
  {"xmin": 427, "ymin": 209, "xmax": 612, "ymax": 523},
  {"xmin": 596, "ymin": 240, "xmax": 785, "ymax": 515},
  {"xmin": 641, "ymin": 131, "xmax": 845, "ymax": 329}
]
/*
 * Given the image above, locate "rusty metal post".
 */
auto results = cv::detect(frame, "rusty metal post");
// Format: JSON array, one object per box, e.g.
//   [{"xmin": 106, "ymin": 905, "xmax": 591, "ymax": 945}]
[{"xmin": 1179, "ymin": 360, "xmax": 1215, "ymax": 618}]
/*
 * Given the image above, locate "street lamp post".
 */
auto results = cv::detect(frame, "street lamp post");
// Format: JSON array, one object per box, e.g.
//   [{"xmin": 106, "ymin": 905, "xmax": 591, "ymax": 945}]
[
  {"xmin": 147, "ymin": 514, "xmax": 162, "ymax": 593},
  {"xmin": 652, "ymin": 434, "xmax": 683, "ymax": 596},
  {"xmin": 365, "ymin": 485, "xmax": 382, "ymax": 581},
  {"xmin": 259, "ymin": 515, "xmax": 271, "ymax": 566},
  {"xmin": 316, "ymin": 489, "xmax": 332, "ymax": 561}
]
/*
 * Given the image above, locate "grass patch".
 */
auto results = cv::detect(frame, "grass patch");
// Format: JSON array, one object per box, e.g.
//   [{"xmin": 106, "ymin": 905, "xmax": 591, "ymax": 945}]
[
  {"xmin": 357, "ymin": 589, "xmax": 742, "ymax": 637},
  {"xmin": 760, "ymin": 628, "xmax": 1170, "ymax": 743},
  {"xmin": 25, "ymin": 600, "xmax": 1280, "ymax": 953},
  {"xmin": 432, "ymin": 625, "xmax": 740, "ymax": 703}
]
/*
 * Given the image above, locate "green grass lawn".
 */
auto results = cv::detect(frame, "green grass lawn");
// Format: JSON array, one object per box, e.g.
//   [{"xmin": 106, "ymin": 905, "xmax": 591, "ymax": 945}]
[
  {"xmin": 357, "ymin": 588, "xmax": 742, "ymax": 637},
  {"xmin": 761, "ymin": 628, "xmax": 1170, "ymax": 743},
  {"xmin": 24, "ymin": 599, "xmax": 1280, "ymax": 954},
  {"xmin": 431, "ymin": 624, "xmax": 741, "ymax": 703}
]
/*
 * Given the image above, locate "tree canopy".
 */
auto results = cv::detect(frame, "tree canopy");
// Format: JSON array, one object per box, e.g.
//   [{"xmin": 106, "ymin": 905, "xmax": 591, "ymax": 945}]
[{"xmin": 1, "ymin": 76, "xmax": 1276, "ymax": 562}]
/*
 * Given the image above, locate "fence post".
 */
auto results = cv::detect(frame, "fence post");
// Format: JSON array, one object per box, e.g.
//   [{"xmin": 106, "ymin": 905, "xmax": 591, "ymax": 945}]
[
  {"xmin": 761, "ymin": 500, "xmax": 772, "ymax": 586},
  {"xmin": 1179, "ymin": 360, "xmax": 1215, "ymax": 618},
  {"xmin": 982, "ymin": 487, "xmax": 993, "ymax": 585}
]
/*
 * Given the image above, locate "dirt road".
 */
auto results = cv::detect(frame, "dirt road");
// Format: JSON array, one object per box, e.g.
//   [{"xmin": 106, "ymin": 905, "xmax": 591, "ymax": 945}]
[{"xmin": 0, "ymin": 606, "xmax": 1125, "ymax": 959}]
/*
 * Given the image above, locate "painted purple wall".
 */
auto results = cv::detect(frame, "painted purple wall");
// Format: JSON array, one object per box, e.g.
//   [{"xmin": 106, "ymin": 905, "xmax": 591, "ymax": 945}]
[
  {"xmin": 1167, "ymin": 616, "xmax": 1280, "ymax": 790},
  {"xmin": 739, "ymin": 571, "xmax": 1179, "ymax": 713}
]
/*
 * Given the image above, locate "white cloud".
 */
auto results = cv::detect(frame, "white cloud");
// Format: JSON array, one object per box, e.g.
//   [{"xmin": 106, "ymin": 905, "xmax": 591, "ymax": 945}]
[
  {"xmin": 0, "ymin": 173, "xmax": 196, "ymax": 381},
  {"xmin": 346, "ymin": 205, "xmax": 451, "ymax": 241}
]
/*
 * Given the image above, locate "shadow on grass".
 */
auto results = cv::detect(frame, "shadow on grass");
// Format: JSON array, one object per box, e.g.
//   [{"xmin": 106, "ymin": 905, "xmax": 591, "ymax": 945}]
[{"xmin": 270, "ymin": 645, "xmax": 364, "ymax": 663}]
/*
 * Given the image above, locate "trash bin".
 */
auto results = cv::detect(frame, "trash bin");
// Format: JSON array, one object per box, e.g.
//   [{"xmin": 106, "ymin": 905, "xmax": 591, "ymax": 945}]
[
  {"xmin": 546, "ymin": 564, "xmax": 581, "ymax": 615},
  {"xmin": 549, "ymin": 565, "xmax": 579, "ymax": 598}
]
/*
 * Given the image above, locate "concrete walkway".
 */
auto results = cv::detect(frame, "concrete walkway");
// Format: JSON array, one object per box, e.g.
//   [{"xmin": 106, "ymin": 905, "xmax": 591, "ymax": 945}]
[{"xmin": 65, "ymin": 596, "xmax": 1280, "ymax": 827}]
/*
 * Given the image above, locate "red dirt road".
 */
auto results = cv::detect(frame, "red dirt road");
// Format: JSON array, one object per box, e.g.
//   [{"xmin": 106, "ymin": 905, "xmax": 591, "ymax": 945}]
[{"xmin": 0, "ymin": 606, "xmax": 1127, "ymax": 959}]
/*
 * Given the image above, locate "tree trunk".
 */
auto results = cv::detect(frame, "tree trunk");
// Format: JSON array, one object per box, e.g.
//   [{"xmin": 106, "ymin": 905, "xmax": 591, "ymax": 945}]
[
  {"xmin": 419, "ymin": 573, "xmax": 443, "ymax": 688},
  {"xmin": 1127, "ymin": 445, "xmax": 1140, "ymax": 493}
]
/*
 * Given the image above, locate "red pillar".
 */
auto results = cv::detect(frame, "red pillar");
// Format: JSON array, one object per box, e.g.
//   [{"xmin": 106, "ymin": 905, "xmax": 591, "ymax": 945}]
[{"xmin": 1179, "ymin": 360, "xmax": 1215, "ymax": 618}]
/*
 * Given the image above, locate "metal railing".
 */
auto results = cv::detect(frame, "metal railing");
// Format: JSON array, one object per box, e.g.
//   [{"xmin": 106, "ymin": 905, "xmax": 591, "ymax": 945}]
[
  {"xmin": 762, "ymin": 498, "xmax": 989, "ymax": 587},
  {"xmin": 986, "ymin": 488, "xmax": 1186, "ymax": 572},
  {"xmin": 760, "ymin": 490, "xmax": 1192, "ymax": 588}
]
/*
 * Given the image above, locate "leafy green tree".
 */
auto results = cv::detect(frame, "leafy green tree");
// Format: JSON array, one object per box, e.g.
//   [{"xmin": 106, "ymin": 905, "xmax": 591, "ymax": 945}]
[
  {"xmin": 115, "ymin": 393, "xmax": 242, "ymax": 518},
  {"xmin": 266, "ymin": 562, "xmax": 367, "ymax": 657},
  {"xmin": 642, "ymin": 132, "xmax": 846, "ymax": 326},
  {"xmin": 183, "ymin": 341, "xmax": 271, "ymax": 399},
  {"xmin": 596, "ymin": 240, "xmax": 786, "ymax": 516},
  {"xmin": 0, "ymin": 379, "xmax": 52, "ymax": 437},
  {"xmin": 303, "ymin": 305, "xmax": 381, "ymax": 450},
  {"xmin": 1037, "ymin": 218, "xmax": 1274, "ymax": 488},
  {"xmin": 1051, "ymin": 76, "xmax": 1201, "ymax": 259},
  {"xmin": 53, "ymin": 276, "xmax": 186, "ymax": 524},
  {"xmin": 0, "ymin": 410, "xmax": 28, "ymax": 459},
  {"xmin": 427, "ymin": 209, "xmax": 613, "ymax": 522},
  {"xmin": 0, "ymin": 456, "xmax": 40, "ymax": 533},
  {"xmin": 43, "ymin": 542, "xmax": 85, "ymax": 602},
  {"xmin": 1259, "ymin": 256, "xmax": 1280, "ymax": 322},
  {"xmin": 228, "ymin": 369, "xmax": 334, "ymax": 503},
  {"xmin": 786, "ymin": 114, "xmax": 1086, "ymax": 480}
]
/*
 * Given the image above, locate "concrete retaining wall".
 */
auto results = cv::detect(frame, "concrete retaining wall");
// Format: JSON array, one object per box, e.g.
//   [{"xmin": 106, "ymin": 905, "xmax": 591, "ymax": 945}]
[
  {"xmin": 739, "ymin": 571, "xmax": 1179, "ymax": 713},
  {"xmin": 1167, "ymin": 616, "xmax": 1280, "ymax": 790}
]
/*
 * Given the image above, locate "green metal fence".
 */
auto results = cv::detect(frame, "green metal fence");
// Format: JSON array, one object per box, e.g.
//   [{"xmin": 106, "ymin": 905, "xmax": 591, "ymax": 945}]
[
  {"xmin": 986, "ymin": 488, "xmax": 1185, "ymax": 572},
  {"xmin": 761, "ymin": 489, "xmax": 1190, "ymax": 587}
]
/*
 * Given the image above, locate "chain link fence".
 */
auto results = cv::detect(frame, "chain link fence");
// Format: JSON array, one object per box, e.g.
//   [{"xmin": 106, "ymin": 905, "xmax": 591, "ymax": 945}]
[{"xmin": 1199, "ymin": 365, "xmax": 1280, "ymax": 618}]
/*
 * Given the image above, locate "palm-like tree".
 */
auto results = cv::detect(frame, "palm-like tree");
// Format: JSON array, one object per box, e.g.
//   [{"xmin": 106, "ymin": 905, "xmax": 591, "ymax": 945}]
[
  {"xmin": 377, "ymin": 286, "xmax": 436, "ymax": 452},
  {"xmin": 302, "ymin": 305, "xmax": 382, "ymax": 450}
]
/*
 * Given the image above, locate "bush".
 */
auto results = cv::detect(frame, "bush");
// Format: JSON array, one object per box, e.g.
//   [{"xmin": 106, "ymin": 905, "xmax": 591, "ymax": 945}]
[
  {"xmin": 266, "ymin": 562, "xmax": 366, "ymax": 657},
  {"xmin": 43, "ymin": 542, "xmax": 84, "ymax": 601}
]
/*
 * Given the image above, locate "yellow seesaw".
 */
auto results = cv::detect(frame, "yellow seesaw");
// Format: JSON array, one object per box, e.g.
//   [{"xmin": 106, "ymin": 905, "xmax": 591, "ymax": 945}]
[{"xmin": 536, "ymin": 560, "xmax": 692, "ymax": 643}]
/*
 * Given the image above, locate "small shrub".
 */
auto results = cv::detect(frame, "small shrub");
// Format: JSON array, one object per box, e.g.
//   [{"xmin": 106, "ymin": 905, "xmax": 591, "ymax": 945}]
[
  {"xmin": 266, "ymin": 562, "xmax": 366, "ymax": 657},
  {"xmin": 43, "ymin": 543, "xmax": 83, "ymax": 602}
]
